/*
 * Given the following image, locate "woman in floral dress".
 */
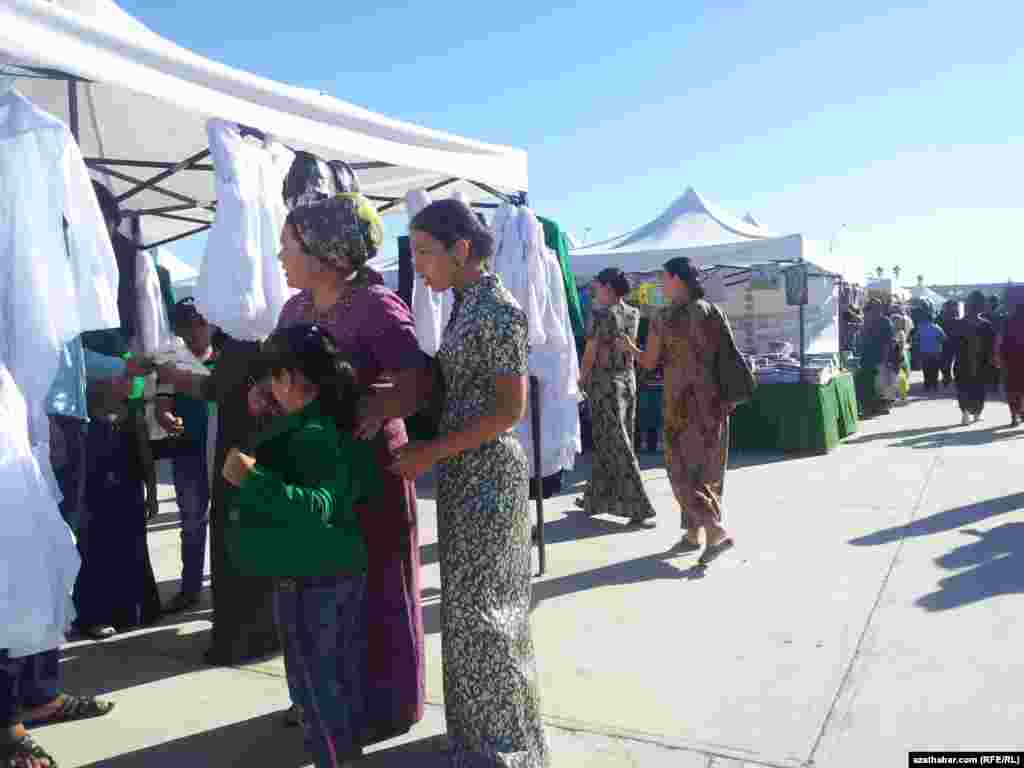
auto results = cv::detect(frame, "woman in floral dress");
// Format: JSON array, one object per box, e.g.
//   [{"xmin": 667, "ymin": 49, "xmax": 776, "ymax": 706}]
[
  {"xmin": 623, "ymin": 257, "xmax": 737, "ymax": 566},
  {"xmin": 392, "ymin": 199, "xmax": 550, "ymax": 767},
  {"xmin": 577, "ymin": 268, "xmax": 656, "ymax": 525}
]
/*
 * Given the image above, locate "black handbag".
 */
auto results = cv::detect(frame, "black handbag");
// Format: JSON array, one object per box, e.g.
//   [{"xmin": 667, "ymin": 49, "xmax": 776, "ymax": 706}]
[{"xmin": 713, "ymin": 304, "xmax": 756, "ymax": 405}]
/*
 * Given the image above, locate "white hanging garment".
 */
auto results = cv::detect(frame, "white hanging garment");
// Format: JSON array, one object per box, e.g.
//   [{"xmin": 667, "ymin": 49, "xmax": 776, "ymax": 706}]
[
  {"xmin": 491, "ymin": 204, "xmax": 547, "ymax": 347},
  {"xmin": 134, "ymin": 245, "xmax": 174, "ymax": 357},
  {"xmin": 195, "ymin": 120, "xmax": 293, "ymax": 341},
  {"xmin": 514, "ymin": 244, "xmax": 581, "ymax": 478},
  {"xmin": 408, "ymin": 189, "xmax": 453, "ymax": 355},
  {"xmin": 0, "ymin": 88, "xmax": 119, "ymax": 473},
  {"xmin": 0, "ymin": 364, "xmax": 81, "ymax": 657},
  {"xmin": 253, "ymin": 137, "xmax": 297, "ymax": 337}
]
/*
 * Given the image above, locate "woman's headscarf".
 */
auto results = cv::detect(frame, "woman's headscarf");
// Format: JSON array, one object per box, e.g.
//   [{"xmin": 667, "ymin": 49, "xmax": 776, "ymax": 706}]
[{"xmin": 286, "ymin": 193, "xmax": 384, "ymax": 278}]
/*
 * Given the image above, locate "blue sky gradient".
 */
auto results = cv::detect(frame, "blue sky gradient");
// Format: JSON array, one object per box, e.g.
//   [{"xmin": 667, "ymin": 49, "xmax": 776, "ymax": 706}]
[{"xmin": 122, "ymin": 0, "xmax": 1024, "ymax": 285}]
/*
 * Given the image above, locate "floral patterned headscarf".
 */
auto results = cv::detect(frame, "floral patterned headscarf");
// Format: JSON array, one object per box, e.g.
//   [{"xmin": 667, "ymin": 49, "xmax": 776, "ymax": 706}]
[{"xmin": 286, "ymin": 193, "xmax": 384, "ymax": 275}]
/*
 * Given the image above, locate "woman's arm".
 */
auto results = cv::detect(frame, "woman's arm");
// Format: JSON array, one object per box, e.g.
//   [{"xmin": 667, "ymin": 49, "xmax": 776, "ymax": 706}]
[
  {"xmin": 435, "ymin": 374, "xmax": 527, "ymax": 460},
  {"xmin": 360, "ymin": 366, "xmax": 435, "ymax": 423},
  {"xmin": 621, "ymin": 329, "xmax": 661, "ymax": 371},
  {"xmin": 157, "ymin": 364, "xmax": 211, "ymax": 400},
  {"xmin": 579, "ymin": 338, "xmax": 597, "ymax": 384}
]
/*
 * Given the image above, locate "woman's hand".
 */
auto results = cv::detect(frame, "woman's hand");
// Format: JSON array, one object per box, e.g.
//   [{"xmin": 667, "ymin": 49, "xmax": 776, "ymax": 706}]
[
  {"xmin": 389, "ymin": 441, "xmax": 439, "ymax": 480},
  {"xmin": 156, "ymin": 363, "xmax": 185, "ymax": 390},
  {"xmin": 617, "ymin": 333, "xmax": 641, "ymax": 355},
  {"xmin": 155, "ymin": 398, "xmax": 185, "ymax": 436},
  {"xmin": 222, "ymin": 447, "xmax": 256, "ymax": 487}
]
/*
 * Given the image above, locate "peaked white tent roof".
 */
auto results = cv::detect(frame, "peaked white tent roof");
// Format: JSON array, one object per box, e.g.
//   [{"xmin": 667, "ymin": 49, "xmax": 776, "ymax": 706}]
[
  {"xmin": 569, "ymin": 187, "xmax": 810, "ymax": 280},
  {"xmin": 0, "ymin": 0, "xmax": 528, "ymax": 246}
]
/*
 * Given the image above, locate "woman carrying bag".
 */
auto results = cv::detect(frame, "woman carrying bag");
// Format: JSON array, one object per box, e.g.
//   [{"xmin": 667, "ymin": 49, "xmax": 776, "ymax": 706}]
[{"xmin": 622, "ymin": 257, "xmax": 751, "ymax": 566}]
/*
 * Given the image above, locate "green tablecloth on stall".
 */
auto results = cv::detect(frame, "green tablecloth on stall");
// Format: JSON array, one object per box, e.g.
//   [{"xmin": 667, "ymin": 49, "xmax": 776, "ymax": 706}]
[
  {"xmin": 729, "ymin": 373, "xmax": 858, "ymax": 453},
  {"xmin": 636, "ymin": 372, "xmax": 859, "ymax": 455}
]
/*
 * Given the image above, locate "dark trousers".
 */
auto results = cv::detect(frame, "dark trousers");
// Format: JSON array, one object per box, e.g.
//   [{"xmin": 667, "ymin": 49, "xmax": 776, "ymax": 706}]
[
  {"xmin": 0, "ymin": 650, "xmax": 59, "ymax": 727},
  {"xmin": 957, "ymin": 376, "xmax": 988, "ymax": 416},
  {"xmin": 275, "ymin": 573, "xmax": 367, "ymax": 767},
  {"xmin": 940, "ymin": 342, "xmax": 956, "ymax": 386},
  {"xmin": 49, "ymin": 415, "xmax": 89, "ymax": 540},
  {"xmin": 172, "ymin": 450, "xmax": 210, "ymax": 598},
  {"xmin": 921, "ymin": 354, "xmax": 942, "ymax": 391}
]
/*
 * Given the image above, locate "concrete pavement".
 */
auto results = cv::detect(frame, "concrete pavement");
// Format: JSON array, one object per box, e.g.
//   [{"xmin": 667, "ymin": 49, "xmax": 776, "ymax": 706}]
[{"xmin": 38, "ymin": 376, "xmax": 1024, "ymax": 766}]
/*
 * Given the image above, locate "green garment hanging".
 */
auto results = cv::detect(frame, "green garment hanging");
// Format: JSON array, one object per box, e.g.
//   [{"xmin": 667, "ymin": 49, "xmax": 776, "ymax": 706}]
[{"xmin": 539, "ymin": 216, "xmax": 585, "ymax": 341}]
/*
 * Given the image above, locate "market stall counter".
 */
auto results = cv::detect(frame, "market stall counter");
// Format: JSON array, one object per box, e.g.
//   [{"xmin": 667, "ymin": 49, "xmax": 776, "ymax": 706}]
[
  {"xmin": 729, "ymin": 372, "xmax": 858, "ymax": 454},
  {"xmin": 637, "ymin": 372, "xmax": 858, "ymax": 455}
]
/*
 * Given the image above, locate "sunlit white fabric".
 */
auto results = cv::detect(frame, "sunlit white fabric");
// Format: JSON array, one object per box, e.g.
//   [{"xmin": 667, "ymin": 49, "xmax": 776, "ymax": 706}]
[
  {"xmin": 408, "ymin": 189, "xmax": 454, "ymax": 355},
  {"xmin": 491, "ymin": 204, "xmax": 547, "ymax": 347},
  {"xmin": 0, "ymin": 364, "xmax": 81, "ymax": 657},
  {"xmin": 194, "ymin": 119, "xmax": 295, "ymax": 341},
  {"xmin": 0, "ymin": 86, "xmax": 118, "ymax": 473}
]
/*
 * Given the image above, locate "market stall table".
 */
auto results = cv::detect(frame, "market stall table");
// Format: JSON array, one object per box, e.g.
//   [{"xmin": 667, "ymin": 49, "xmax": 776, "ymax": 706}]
[
  {"xmin": 729, "ymin": 373, "xmax": 858, "ymax": 453},
  {"xmin": 636, "ymin": 372, "xmax": 858, "ymax": 455}
]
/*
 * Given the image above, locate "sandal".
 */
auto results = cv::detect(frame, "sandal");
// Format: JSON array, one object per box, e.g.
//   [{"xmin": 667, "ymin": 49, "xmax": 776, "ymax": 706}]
[
  {"xmin": 283, "ymin": 704, "xmax": 303, "ymax": 728},
  {"xmin": 699, "ymin": 538, "xmax": 735, "ymax": 567},
  {"xmin": 673, "ymin": 537, "xmax": 702, "ymax": 553},
  {"xmin": 22, "ymin": 695, "xmax": 115, "ymax": 728},
  {"xmin": 0, "ymin": 735, "xmax": 58, "ymax": 767}
]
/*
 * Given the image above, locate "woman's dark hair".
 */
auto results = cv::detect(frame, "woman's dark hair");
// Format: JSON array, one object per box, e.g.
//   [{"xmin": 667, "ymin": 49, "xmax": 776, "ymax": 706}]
[
  {"xmin": 663, "ymin": 256, "xmax": 705, "ymax": 300},
  {"xmin": 596, "ymin": 267, "xmax": 631, "ymax": 299},
  {"xmin": 967, "ymin": 290, "xmax": 987, "ymax": 314},
  {"xmin": 409, "ymin": 199, "xmax": 495, "ymax": 265},
  {"xmin": 258, "ymin": 324, "xmax": 361, "ymax": 432},
  {"xmin": 92, "ymin": 181, "xmax": 121, "ymax": 226}
]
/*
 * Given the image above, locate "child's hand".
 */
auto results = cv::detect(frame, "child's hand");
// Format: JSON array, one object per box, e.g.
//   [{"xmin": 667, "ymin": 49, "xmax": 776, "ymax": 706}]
[{"xmin": 222, "ymin": 448, "xmax": 256, "ymax": 487}]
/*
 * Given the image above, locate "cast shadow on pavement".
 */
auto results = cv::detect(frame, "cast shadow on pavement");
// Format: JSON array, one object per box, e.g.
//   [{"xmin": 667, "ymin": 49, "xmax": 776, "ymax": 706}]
[
  {"xmin": 892, "ymin": 425, "xmax": 1024, "ymax": 450},
  {"xmin": 419, "ymin": 505, "xmax": 668, "ymax": 568},
  {"xmin": 916, "ymin": 522, "xmax": 1024, "ymax": 612},
  {"xmin": 75, "ymin": 719, "xmax": 447, "ymax": 768},
  {"xmin": 422, "ymin": 547, "xmax": 703, "ymax": 635},
  {"xmin": 849, "ymin": 492, "xmax": 1024, "ymax": 548},
  {"xmin": 842, "ymin": 424, "xmax": 957, "ymax": 447}
]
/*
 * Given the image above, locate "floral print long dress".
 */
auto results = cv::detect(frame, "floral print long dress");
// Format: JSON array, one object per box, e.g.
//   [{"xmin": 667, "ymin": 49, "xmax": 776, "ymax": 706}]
[
  {"xmin": 582, "ymin": 302, "xmax": 656, "ymax": 521},
  {"xmin": 654, "ymin": 300, "xmax": 732, "ymax": 530},
  {"xmin": 435, "ymin": 273, "xmax": 550, "ymax": 768}
]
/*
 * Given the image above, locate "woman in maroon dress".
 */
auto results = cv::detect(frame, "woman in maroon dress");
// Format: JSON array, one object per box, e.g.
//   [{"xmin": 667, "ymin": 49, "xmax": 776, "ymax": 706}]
[{"xmin": 270, "ymin": 194, "xmax": 426, "ymax": 743}]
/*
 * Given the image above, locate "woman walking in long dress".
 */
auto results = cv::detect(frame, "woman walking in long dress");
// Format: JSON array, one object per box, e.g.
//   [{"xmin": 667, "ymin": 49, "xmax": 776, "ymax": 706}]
[
  {"xmin": 954, "ymin": 291, "xmax": 997, "ymax": 425},
  {"xmin": 392, "ymin": 199, "xmax": 550, "ymax": 767},
  {"xmin": 622, "ymin": 257, "xmax": 738, "ymax": 566},
  {"xmin": 577, "ymin": 268, "xmax": 656, "ymax": 526}
]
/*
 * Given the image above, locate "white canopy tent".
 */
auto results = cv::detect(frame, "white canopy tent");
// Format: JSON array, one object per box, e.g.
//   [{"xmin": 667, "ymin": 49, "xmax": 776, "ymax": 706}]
[
  {"xmin": 569, "ymin": 187, "xmax": 844, "ymax": 356},
  {"xmin": 0, "ymin": 0, "xmax": 529, "ymax": 248},
  {"xmin": 568, "ymin": 187, "xmax": 815, "ymax": 280}
]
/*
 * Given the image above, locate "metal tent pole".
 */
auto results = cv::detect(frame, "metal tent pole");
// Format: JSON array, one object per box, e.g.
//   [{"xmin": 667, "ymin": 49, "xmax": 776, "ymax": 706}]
[
  {"xmin": 530, "ymin": 376, "xmax": 546, "ymax": 576},
  {"xmin": 67, "ymin": 80, "xmax": 79, "ymax": 142}
]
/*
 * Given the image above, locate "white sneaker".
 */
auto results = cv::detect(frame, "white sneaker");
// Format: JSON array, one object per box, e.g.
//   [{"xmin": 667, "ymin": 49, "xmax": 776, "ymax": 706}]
[{"xmin": 974, "ymin": 414, "xmax": 983, "ymax": 423}]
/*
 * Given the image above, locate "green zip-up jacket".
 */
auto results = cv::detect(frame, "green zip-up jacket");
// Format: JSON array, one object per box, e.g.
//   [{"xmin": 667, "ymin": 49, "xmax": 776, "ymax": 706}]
[{"xmin": 226, "ymin": 399, "xmax": 379, "ymax": 578}]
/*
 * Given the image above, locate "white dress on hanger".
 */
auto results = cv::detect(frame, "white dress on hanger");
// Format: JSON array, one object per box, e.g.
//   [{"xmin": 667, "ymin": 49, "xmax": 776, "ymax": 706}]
[
  {"xmin": 0, "ymin": 87, "xmax": 118, "ymax": 656},
  {"xmin": 194, "ymin": 119, "xmax": 295, "ymax": 341},
  {"xmin": 491, "ymin": 204, "xmax": 547, "ymax": 348},
  {"xmin": 408, "ymin": 189, "xmax": 454, "ymax": 355}
]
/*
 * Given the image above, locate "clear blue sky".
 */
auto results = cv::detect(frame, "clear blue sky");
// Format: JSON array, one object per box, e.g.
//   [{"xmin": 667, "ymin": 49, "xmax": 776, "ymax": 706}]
[{"xmin": 122, "ymin": 0, "xmax": 1024, "ymax": 286}]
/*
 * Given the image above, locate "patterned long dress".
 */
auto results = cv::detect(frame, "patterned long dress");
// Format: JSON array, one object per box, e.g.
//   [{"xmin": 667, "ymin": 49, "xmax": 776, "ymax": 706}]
[
  {"xmin": 436, "ymin": 273, "xmax": 550, "ymax": 767},
  {"xmin": 277, "ymin": 282, "xmax": 426, "ymax": 744},
  {"xmin": 653, "ymin": 300, "xmax": 732, "ymax": 530},
  {"xmin": 582, "ymin": 303, "xmax": 656, "ymax": 521}
]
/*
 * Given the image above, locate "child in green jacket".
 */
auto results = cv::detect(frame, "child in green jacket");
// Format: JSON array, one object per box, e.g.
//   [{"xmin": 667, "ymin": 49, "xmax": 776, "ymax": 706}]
[{"xmin": 221, "ymin": 324, "xmax": 378, "ymax": 767}]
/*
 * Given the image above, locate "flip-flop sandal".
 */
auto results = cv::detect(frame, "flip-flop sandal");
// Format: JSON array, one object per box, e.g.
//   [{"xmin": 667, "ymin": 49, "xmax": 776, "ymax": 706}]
[
  {"xmin": 22, "ymin": 695, "xmax": 115, "ymax": 728},
  {"xmin": 627, "ymin": 517, "xmax": 656, "ymax": 529},
  {"xmin": 574, "ymin": 497, "xmax": 586, "ymax": 509},
  {"xmin": 673, "ymin": 538, "xmax": 702, "ymax": 553},
  {"xmin": 283, "ymin": 704, "xmax": 304, "ymax": 728},
  {"xmin": 698, "ymin": 538, "xmax": 735, "ymax": 567},
  {"xmin": 1, "ymin": 735, "xmax": 59, "ymax": 767}
]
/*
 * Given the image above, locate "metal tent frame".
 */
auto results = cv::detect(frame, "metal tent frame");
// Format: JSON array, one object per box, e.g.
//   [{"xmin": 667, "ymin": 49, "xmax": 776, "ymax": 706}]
[{"xmin": 7, "ymin": 65, "xmax": 549, "ymax": 575}]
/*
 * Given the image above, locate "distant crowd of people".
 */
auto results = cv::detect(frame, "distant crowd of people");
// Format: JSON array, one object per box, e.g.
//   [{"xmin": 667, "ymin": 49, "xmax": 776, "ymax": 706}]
[{"xmin": 852, "ymin": 288, "xmax": 1024, "ymax": 426}]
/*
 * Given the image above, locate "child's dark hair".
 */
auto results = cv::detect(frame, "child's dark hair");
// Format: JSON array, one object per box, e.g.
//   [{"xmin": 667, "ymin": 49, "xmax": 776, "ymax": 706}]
[
  {"xmin": 258, "ymin": 324, "xmax": 360, "ymax": 432},
  {"xmin": 596, "ymin": 267, "xmax": 631, "ymax": 298}
]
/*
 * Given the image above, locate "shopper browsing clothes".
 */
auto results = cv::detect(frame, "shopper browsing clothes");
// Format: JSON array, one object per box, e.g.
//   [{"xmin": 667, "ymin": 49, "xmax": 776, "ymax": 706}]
[
  {"xmin": 155, "ymin": 299, "xmax": 220, "ymax": 614},
  {"xmin": 222, "ymin": 325, "xmax": 374, "ymax": 768},
  {"xmin": 393, "ymin": 199, "xmax": 550, "ymax": 767},
  {"xmin": 621, "ymin": 256, "xmax": 739, "ymax": 566},
  {"xmin": 954, "ymin": 291, "xmax": 997, "ymax": 425},
  {"xmin": 576, "ymin": 267, "xmax": 657, "ymax": 526}
]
